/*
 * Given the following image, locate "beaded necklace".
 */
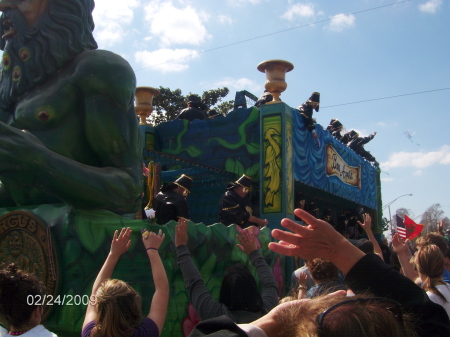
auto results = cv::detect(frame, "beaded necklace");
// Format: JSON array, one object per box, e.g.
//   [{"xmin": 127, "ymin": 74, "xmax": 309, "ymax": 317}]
[{"xmin": 8, "ymin": 326, "xmax": 32, "ymax": 336}]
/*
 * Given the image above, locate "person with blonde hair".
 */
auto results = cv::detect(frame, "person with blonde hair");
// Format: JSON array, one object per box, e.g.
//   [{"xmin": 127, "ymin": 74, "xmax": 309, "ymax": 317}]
[
  {"xmin": 413, "ymin": 244, "xmax": 450, "ymax": 317},
  {"xmin": 82, "ymin": 227, "xmax": 169, "ymax": 337},
  {"xmin": 392, "ymin": 232, "xmax": 450, "ymax": 285}
]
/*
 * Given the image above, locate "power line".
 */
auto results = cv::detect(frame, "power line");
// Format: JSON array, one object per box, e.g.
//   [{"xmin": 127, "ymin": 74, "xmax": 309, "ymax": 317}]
[
  {"xmin": 321, "ymin": 87, "xmax": 450, "ymax": 109},
  {"xmin": 134, "ymin": 0, "xmax": 411, "ymax": 72}
]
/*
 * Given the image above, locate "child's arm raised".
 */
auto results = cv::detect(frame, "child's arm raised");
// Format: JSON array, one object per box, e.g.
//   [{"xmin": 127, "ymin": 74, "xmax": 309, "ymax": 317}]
[
  {"xmin": 143, "ymin": 229, "xmax": 169, "ymax": 335},
  {"xmin": 83, "ymin": 227, "xmax": 132, "ymax": 328}
]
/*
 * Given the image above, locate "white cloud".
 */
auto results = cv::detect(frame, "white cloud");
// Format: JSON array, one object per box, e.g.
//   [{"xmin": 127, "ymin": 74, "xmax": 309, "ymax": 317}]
[
  {"xmin": 281, "ymin": 3, "xmax": 315, "ymax": 21},
  {"xmin": 381, "ymin": 177, "xmax": 394, "ymax": 182},
  {"xmin": 92, "ymin": 0, "xmax": 140, "ymax": 47},
  {"xmin": 227, "ymin": 0, "xmax": 260, "ymax": 7},
  {"xmin": 199, "ymin": 10, "xmax": 211, "ymax": 22},
  {"xmin": 377, "ymin": 122, "xmax": 387, "ymax": 127},
  {"xmin": 213, "ymin": 77, "xmax": 262, "ymax": 95},
  {"xmin": 418, "ymin": 0, "xmax": 442, "ymax": 13},
  {"xmin": 218, "ymin": 14, "xmax": 233, "ymax": 25},
  {"xmin": 144, "ymin": 0, "xmax": 211, "ymax": 47},
  {"xmin": 413, "ymin": 170, "xmax": 423, "ymax": 176},
  {"xmin": 327, "ymin": 13, "xmax": 355, "ymax": 32},
  {"xmin": 134, "ymin": 48, "xmax": 200, "ymax": 72},
  {"xmin": 381, "ymin": 145, "xmax": 450, "ymax": 170}
]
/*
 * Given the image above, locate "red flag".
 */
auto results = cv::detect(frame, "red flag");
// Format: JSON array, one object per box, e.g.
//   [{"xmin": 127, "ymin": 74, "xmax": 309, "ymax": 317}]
[{"xmin": 403, "ymin": 215, "xmax": 424, "ymax": 240}]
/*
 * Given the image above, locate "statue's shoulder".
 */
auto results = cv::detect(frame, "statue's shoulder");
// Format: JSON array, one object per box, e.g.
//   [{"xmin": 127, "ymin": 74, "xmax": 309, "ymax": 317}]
[
  {"xmin": 71, "ymin": 50, "xmax": 136, "ymax": 89},
  {"xmin": 0, "ymin": 110, "xmax": 11, "ymax": 123}
]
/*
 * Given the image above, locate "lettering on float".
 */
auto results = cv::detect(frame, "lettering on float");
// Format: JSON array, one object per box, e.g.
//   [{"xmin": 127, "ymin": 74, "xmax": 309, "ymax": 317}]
[{"xmin": 326, "ymin": 144, "xmax": 361, "ymax": 189}]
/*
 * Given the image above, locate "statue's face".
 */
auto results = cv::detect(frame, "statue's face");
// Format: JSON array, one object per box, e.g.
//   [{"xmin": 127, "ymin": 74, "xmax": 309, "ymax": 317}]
[
  {"xmin": 0, "ymin": 0, "xmax": 48, "ymax": 26},
  {"xmin": 0, "ymin": 0, "xmax": 97, "ymax": 111}
]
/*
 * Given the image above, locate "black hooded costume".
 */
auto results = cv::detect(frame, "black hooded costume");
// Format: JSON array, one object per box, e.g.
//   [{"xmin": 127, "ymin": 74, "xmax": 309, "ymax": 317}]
[
  {"xmin": 153, "ymin": 174, "xmax": 192, "ymax": 224},
  {"xmin": 297, "ymin": 92, "xmax": 320, "ymax": 133},
  {"xmin": 178, "ymin": 95, "xmax": 208, "ymax": 122},
  {"xmin": 218, "ymin": 175, "xmax": 254, "ymax": 228},
  {"xmin": 347, "ymin": 131, "xmax": 378, "ymax": 164}
]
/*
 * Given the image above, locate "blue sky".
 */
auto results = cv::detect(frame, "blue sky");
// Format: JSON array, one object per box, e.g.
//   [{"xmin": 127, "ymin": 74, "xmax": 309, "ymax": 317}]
[{"xmin": 91, "ymin": 0, "xmax": 449, "ymax": 223}]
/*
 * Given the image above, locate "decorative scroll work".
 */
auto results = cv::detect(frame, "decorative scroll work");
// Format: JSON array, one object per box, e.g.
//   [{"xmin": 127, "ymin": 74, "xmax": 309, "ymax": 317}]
[
  {"xmin": 326, "ymin": 144, "xmax": 361, "ymax": 189},
  {"xmin": 262, "ymin": 115, "xmax": 282, "ymax": 213}
]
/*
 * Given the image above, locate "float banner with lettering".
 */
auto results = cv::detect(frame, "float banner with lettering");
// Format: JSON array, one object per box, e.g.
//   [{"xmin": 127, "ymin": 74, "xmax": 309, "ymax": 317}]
[
  {"xmin": 292, "ymin": 108, "xmax": 377, "ymax": 209},
  {"xmin": 325, "ymin": 145, "xmax": 361, "ymax": 189}
]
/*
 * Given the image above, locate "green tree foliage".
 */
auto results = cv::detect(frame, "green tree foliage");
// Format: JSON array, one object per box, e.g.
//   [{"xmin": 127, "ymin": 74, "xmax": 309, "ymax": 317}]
[{"xmin": 148, "ymin": 86, "xmax": 234, "ymax": 126}]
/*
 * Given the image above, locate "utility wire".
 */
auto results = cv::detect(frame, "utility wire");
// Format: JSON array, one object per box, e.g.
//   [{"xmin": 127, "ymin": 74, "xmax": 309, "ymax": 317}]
[
  {"xmin": 321, "ymin": 87, "xmax": 450, "ymax": 109},
  {"xmin": 134, "ymin": 0, "xmax": 411, "ymax": 72}
]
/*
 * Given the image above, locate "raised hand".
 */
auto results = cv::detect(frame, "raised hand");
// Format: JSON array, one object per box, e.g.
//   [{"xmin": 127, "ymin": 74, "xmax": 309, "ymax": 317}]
[
  {"xmin": 236, "ymin": 225, "xmax": 257, "ymax": 255},
  {"xmin": 269, "ymin": 209, "xmax": 346, "ymax": 261},
  {"xmin": 269, "ymin": 209, "xmax": 364, "ymax": 274},
  {"xmin": 110, "ymin": 227, "xmax": 132, "ymax": 257},
  {"xmin": 392, "ymin": 233, "xmax": 409, "ymax": 254},
  {"xmin": 175, "ymin": 217, "xmax": 188, "ymax": 247},
  {"xmin": 143, "ymin": 229, "xmax": 165, "ymax": 250},
  {"xmin": 438, "ymin": 220, "xmax": 444, "ymax": 235},
  {"xmin": 357, "ymin": 213, "xmax": 372, "ymax": 232},
  {"xmin": 297, "ymin": 272, "xmax": 308, "ymax": 288}
]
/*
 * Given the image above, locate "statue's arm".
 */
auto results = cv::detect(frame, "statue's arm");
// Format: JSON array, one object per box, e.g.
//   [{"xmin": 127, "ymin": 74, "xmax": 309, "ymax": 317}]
[
  {"xmin": 0, "ymin": 110, "xmax": 10, "ymax": 123},
  {"xmin": 54, "ymin": 51, "xmax": 143, "ymax": 213},
  {"xmin": 0, "ymin": 181, "xmax": 15, "ymax": 206},
  {"xmin": 0, "ymin": 111, "xmax": 14, "ymax": 206}
]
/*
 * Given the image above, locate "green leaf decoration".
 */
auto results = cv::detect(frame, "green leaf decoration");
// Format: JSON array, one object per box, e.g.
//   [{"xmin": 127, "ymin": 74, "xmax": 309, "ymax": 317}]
[
  {"xmin": 246, "ymin": 142, "xmax": 260, "ymax": 154},
  {"xmin": 245, "ymin": 163, "xmax": 261, "ymax": 181},
  {"xmin": 186, "ymin": 145, "xmax": 202, "ymax": 157},
  {"xmin": 199, "ymin": 253, "xmax": 217, "ymax": 277},
  {"xmin": 1, "ymin": 205, "xmax": 284, "ymax": 337},
  {"xmin": 74, "ymin": 219, "xmax": 106, "ymax": 254},
  {"xmin": 230, "ymin": 244, "xmax": 245, "ymax": 263},
  {"xmin": 208, "ymin": 281, "xmax": 222, "ymax": 300},
  {"xmin": 224, "ymin": 158, "xmax": 245, "ymax": 176},
  {"xmin": 64, "ymin": 239, "xmax": 82, "ymax": 266},
  {"xmin": 59, "ymin": 289, "xmax": 84, "ymax": 331}
]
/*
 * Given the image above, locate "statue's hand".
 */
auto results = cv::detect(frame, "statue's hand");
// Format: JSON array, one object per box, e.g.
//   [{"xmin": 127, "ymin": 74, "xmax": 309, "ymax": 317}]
[{"xmin": 0, "ymin": 122, "xmax": 46, "ymax": 172}]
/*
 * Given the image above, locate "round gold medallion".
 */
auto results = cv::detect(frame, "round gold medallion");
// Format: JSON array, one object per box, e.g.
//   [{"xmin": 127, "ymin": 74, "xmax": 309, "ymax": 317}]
[{"xmin": 0, "ymin": 211, "xmax": 59, "ymax": 320}]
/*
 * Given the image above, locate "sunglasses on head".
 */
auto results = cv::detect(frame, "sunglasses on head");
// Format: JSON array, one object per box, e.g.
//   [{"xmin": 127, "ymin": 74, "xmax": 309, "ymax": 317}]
[{"xmin": 315, "ymin": 297, "xmax": 404, "ymax": 331}]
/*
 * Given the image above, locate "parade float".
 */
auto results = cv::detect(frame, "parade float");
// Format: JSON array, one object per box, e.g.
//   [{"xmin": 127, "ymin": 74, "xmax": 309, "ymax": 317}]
[
  {"xmin": 0, "ymin": 63, "xmax": 382, "ymax": 337},
  {"xmin": 0, "ymin": 2, "xmax": 381, "ymax": 336}
]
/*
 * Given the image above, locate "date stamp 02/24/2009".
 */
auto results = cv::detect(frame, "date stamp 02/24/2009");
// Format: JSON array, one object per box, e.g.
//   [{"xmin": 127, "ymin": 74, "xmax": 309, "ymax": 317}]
[{"xmin": 27, "ymin": 294, "xmax": 97, "ymax": 306}]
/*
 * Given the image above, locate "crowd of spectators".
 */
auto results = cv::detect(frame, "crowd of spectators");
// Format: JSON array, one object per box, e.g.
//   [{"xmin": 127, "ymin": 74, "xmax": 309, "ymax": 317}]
[{"xmin": 1, "ymin": 211, "xmax": 450, "ymax": 337}]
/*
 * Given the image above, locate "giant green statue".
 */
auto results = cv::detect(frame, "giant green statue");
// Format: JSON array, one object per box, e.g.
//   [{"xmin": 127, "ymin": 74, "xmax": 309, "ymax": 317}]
[{"xmin": 0, "ymin": 0, "xmax": 142, "ymax": 215}]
